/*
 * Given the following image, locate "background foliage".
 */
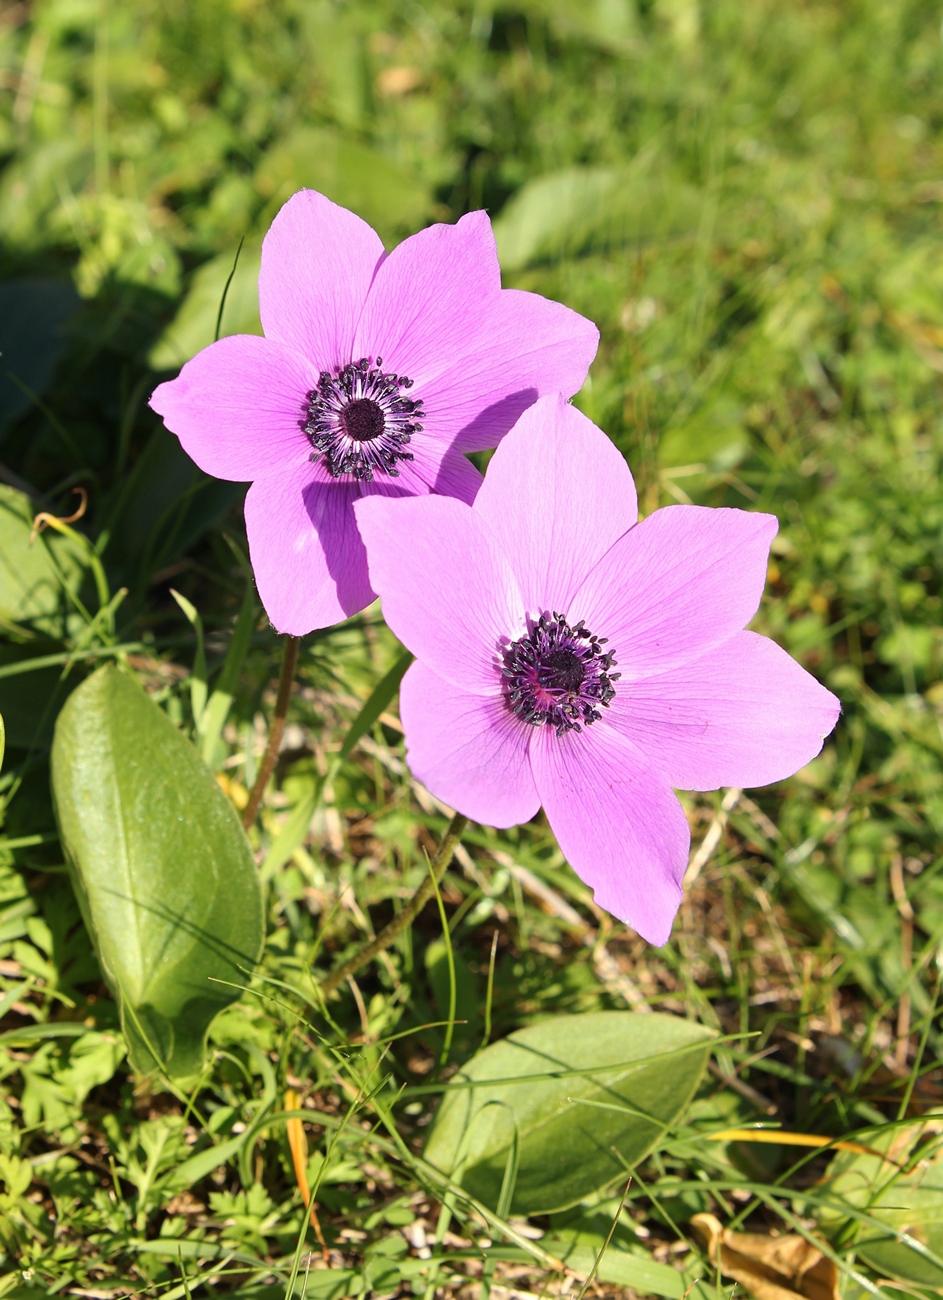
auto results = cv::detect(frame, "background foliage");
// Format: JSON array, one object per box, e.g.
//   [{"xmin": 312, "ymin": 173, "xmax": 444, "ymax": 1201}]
[{"xmin": 0, "ymin": 0, "xmax": 942, "ymax": 1294}]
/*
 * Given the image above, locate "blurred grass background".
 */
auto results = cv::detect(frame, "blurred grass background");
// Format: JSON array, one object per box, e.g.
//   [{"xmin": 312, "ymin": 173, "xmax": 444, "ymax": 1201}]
[{"xmin": 1, "ymin": 0, "xmax": 942, "ymax": 1292}]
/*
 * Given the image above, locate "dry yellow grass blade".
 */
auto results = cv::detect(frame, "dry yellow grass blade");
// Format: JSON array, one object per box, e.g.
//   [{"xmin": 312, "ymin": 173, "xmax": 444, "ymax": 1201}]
[
  {"xmin": 285, "ymin": 1087, "xmax": 330, "ymax": 1263},
  {"xmin": 708, "ymin": 1128, "xmax": 883, "ymax": 1157}
]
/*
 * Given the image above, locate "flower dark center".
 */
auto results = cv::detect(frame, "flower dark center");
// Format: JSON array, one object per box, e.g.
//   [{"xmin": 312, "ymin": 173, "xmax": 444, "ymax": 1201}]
[
  {"xmin": 304, "ymin": 357, "xmax": 423, "ymax": 481},
  {"xmin": 341, "ymin": 398, "xmax": 385, "ymax": 443},
  {"xmin": 541, "ymin": 648, "xmax": 585, "ymax": 693},
  {"xmin": 501, "ymin": 612, "xmax": 620, "ymax": 737}
]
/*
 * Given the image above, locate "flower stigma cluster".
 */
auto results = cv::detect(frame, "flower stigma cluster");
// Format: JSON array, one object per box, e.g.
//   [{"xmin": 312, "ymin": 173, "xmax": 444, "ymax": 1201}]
[
  {"xmin": 304, "ymin": 356, "xmax": 424, "ymax": 481},
  {"xmin": 502, "ymin": 612, "xmax": 619, "ymax": 735}
]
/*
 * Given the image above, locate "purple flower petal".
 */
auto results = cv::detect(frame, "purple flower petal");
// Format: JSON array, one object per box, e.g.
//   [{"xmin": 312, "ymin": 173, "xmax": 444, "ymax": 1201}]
[
  {"xmin": 353, "ymin": 212, "xmax": 502, "ymax": 384},
  {"xmin": 259, "ymin": 189, "xmax": 385, "ymax": 371},
  {"xmin": 245, "ymin": 466, "xmax": 378, "ymax": 635},
  {"xmin": 529, "ymin": 724, "xmax": 689, "ymax": 946},
  {"xmin": 153, "ymin": 193, "xmax": 600, "ymax": 640},
  {"xmin": 573, "ymin": 505, "xmax": 779, "ymax": 679},
  {"xmin": 420, "ymin": 289, "xmax": 600, "ymax": 454},
  {"xmin": 355, "ymin": 494, "xmax": 525, "ymax": 695},
  {"xmin": 419, "ymin": 449, "xmax": 483, "ymax": 505},
  {"xmin": 609, "ymin": 630, "xmax": 841, "ymax": 790},
  {"xmin": 400, "ymin": 661, "xmax": 539, "ymax": 826},
  {"xmin": 150, "ymin": 335, "xmax": 318, "ymax": 481},
  {"xmin": 474, "ymin": 394, "xmax": 637, "ymax": 611},
  {"xmin": 386, "ymin": 424, "xmax": 483, "ymax": 504},
  {"xmin": 361, "ymin": 451, "xmax": 443, "ymax": 500}
]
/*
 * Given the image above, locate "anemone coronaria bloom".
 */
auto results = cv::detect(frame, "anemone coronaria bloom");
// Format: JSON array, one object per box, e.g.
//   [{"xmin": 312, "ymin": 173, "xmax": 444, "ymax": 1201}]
[
  {"xmin": 355, "ymin": 396, "xmax": 840, "ymax": 945},
  {"xmin": 149, "ymin": 190, "xmax": 598, "ymax": 634}
]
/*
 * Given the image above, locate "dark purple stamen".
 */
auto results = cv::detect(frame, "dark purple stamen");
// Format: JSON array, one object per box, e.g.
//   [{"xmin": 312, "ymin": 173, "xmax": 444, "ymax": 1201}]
[
  {"xmin": 501, "ymin": 612, "xmax": 620, "ymax": 737},
  {"xmin": 303, "ymin": 357, "xmax": 423, "ymax": 481}
]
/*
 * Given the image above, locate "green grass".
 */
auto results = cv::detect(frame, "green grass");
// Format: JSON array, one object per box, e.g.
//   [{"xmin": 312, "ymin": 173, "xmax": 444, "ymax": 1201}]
[{"xmin": 1, "ymin": 0, "xmax": 943, "ymax": 1294}]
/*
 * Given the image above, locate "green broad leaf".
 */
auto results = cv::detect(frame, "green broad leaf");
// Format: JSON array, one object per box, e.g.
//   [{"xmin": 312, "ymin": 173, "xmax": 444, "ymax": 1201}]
[
  {"xmin": 516, "ymin": 0, "xmax": 640, "ymax": 54},
  {"xmin": 255, "ymin": 126, "xmax": 432, "ymax": 242},
  {"xmin": 512, "ymin": 1239, "xmax": 687, "ymax": 1297},
  {"xmin": 493, "ymin": 164, "xmax": 700, "ymax": 272},
  {"xmin": 423, "ymin": 1010, "xmax": 713, "ymax": 1215},
  {"xmin": 0, "ymin": 640, "xmax": 77, "ymax": 750},
  {"xmin": 818, "ymin": 1119, "xmax": 943, "ymax": 1287},
  {"xmin": 0, "ymin": 485, "xmax": 88, "ymax": 635},
  {"xmin": 148, "ymin": 244, "xmax": 262, "ymax": 370},
  {"xmin": 50, "ymin": 665, "xmax": 264, "ymax": 1079},
  {"xmin": 658, "ymin": 397, "xmax": 751, "ymax": 479}
]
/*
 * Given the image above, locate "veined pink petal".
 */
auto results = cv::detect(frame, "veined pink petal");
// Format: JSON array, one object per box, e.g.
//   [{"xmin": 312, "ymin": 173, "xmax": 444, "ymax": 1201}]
[
  {"xmin": 150, "ymin": 335, "xmax": 318, "ymax": 481},
  {"xmin": 259, "ymin": 189, "xmax": 384, "ymax": 372},
  {"xmin": 572, "ymin": 505, "xmax": 779, "ymax": 679},
  {"xmin": 245, "ymin": 466, "xmax": 382, "ymax": 635},
  {"xmin": 354, "ymin": 494, "xmax": 525, "ymax": 695},
  {"xmin": 474, "ymin": 395, "xmax": 637, "ymax": 612},
  {"xmin": 419, "ymin": 288, "xmax": 600, "ymax": 454},
  {"xmin": 353, "ymin": 212, "xmax": 502, "ymax": 384},
  {"xmin": 383, "ymin": 426, "xmax": 483, "ymax": 505},
  {"xmin": 418, "ymin": 449, "xmax": 483, "ymax": 505},
  {"xmin": 357, "ymin": 451, "xmax": 440, "ymax": 501},
  {"xmin": 529, "ymin": 724, "xmax": 689, "ymax": 946},
  {"xmin": 400, "ymin": 661, "xmax": 539, "ymax": 827},
  {"xmin": 609, "ymin": 630, "xmax": 841, "ymax": 791}
]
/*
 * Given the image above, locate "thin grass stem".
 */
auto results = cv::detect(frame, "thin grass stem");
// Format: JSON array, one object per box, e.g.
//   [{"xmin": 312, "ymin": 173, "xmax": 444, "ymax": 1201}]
[
  {"xmin": 321, "ymin": 812, "xmax": 468, "ymax": 996},
  {"xmin": 242, "ymin": 634, "xmax": 300, "ymax": 830}
]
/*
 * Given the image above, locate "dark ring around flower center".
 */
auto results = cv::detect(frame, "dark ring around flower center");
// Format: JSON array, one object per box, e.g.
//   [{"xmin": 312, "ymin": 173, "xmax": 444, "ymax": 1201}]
[{"xmin": 303, "ymin": 357, "xmax": 423, "ymax": 482}]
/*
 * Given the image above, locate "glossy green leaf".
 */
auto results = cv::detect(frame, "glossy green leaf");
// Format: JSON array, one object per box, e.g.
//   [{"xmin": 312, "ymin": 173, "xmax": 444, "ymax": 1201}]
[
  {"xmin": 493, "ymin": 164, "xmax": 700, "ymax": 271},
  {"xmin": 424, "ymin": 1011, "xmax": 713, "ymax": 1214},
  {"xmin": 50, "ymin": 665, "xmax": 264, "ymax": 1079},
  {"xmin": 519, "ymin": 0, "xmax": 639, "ymax": 53},
  {"xmin": 0, "ymin": 485, "xmax": 88, "ymax": 635},
  {"xmin": 501, "ymin": 1238, "xmax": 688, "ymax": 1297},
  {"xmin": 819, "ymin": 1119, "xmax": 943, "ymax": 1286},
  {"xmin": 0, "ymin": 485, "xmax": 92, "ymax": 747},
  {"xmin": 0, "ymin": 641, "xmax": 77, "ymax": 750},
  {"xmin": 255, "ymin": 126, "xmax": 432, "ymax": 241}
]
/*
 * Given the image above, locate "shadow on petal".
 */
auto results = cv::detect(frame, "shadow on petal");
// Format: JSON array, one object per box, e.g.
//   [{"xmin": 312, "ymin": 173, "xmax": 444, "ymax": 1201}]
[
  {"xmin": 452, "ymin": 386, "xmax": 538, "ymax": 454},
  {"xmin": 300, "ymin": 479, "xmax": 377, "ymax": 619}
]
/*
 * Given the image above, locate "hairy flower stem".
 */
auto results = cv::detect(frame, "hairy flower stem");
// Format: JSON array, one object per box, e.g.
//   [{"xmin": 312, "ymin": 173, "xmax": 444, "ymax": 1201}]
[
  {"xmin": 242, "ymin": 635, "xmax": 300, "ymax": 830},
  {"xmin": 321, "ymin": 812, "xmax": 468, "ymax": 997}
]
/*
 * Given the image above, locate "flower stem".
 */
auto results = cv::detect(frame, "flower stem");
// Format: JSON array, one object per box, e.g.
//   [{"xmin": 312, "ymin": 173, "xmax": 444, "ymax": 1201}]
[
  {"xmin": 242, "ymin": 635, "xmax": 300, "ymax": 830},
  {"xmin": 321, "ymin": 811, "xmax": 468, "ymax": 997}
]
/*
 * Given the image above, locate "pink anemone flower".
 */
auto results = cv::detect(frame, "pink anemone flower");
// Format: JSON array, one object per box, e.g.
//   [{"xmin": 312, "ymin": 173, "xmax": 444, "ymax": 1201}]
[
  {"xmin": 149, "ymin": 190, "xmax": 598, "ymax": 635},
  {"xmin": 355, "ymin": 395, "xmax": 840, "ymax": 945}
]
